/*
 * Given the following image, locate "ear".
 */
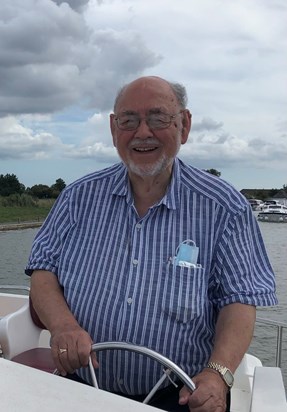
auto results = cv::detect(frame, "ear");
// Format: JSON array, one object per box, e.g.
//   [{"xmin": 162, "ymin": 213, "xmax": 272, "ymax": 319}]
[
  {"xmin": 110, "ymin": 114, "xmax": 117, "ymax": 147},
  {"xmin": 180, "ymin": 110, "xmax": 192, "ymax": 145}
]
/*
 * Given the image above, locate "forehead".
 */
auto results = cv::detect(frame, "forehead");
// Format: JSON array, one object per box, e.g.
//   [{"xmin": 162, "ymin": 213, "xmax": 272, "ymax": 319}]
[{"xmin": 116, "ymin": 78, "xmax": 179, "ymax": 113}]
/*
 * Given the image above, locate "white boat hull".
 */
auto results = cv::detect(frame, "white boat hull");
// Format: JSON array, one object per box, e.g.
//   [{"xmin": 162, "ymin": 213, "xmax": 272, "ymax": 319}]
[
  {"xmin": 0, "ymin": 358, "xmax": 162, "ymax": 411},
  {"xmin": 258, "ymin": 213, "xmax": 287, "ymax": 223}
]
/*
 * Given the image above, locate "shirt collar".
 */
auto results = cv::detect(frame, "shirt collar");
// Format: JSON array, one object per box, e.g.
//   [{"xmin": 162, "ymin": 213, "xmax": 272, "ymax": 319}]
[
  {"xmin": 112, "ymin": 159, "xmax": 181, "ymax": 210},
  {"xmin": 160, "ymin": 158, "xmax": 180, "ymax": 210},
  {"xmin": 112, "ymin": 163, "xmax": 129, "ymax": 197}
]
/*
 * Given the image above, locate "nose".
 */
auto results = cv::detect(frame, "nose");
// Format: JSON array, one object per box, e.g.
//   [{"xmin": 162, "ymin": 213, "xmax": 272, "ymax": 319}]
[{"xmin": 134, "ymin": 118, "xmax": 153, "ymax": 138}]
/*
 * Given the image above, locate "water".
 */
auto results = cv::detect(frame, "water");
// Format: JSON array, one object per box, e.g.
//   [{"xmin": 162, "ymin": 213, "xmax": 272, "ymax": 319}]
[
  {"xmin": 248, "ymin": 222, "xmax": 287, "ymax": 388},
  {"xmin": 0, "ymin": 222, "xmax": 286, "ymax": 386},
  {"xmin": 0, "ymin": 228, "xmax": 35, "ymax": 288}
]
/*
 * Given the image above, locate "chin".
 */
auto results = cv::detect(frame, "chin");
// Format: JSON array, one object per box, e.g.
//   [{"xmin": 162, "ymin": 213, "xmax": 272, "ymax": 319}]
[{"xmin": 127, "ymin": 157, "xmax": 171, "ymax": 177}]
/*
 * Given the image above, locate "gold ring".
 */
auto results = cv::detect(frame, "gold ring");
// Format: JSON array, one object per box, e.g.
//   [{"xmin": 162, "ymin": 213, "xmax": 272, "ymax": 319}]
[{"xmin": 59, "ymin": 348, "xmax": 68, "ymax": 354}]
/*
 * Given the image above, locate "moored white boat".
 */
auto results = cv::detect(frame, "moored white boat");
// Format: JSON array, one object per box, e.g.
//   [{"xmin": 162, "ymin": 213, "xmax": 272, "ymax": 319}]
[
  {"xmin": 258, "ymin": 203, "xmax": 287, "ymax": 223},
  {"xmin": 248, "ymin": 199, "xmax": 264, "ymax": 211},
  {"xmin": 0, "ymin": 286, "xmax": 286, "ymax": 411}
]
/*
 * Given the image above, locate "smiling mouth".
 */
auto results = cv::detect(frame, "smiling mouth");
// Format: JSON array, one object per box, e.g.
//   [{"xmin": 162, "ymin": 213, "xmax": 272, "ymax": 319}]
[{"xmin": 133, "ymin": 147, "xmax": 157, "ymax": 152}]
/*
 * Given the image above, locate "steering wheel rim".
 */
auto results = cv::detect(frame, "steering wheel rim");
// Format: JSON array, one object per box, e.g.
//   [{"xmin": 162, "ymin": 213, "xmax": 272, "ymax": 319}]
[{"xmin": 90, "ymin": 341, "xmax": 196, "ymax": 401}]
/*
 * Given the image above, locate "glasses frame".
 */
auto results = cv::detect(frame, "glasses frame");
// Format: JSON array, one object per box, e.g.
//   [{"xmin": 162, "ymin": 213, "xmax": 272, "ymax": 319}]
[{"xmin": 114, "ymin": 110, "xmax": 185, "ymax": 131}]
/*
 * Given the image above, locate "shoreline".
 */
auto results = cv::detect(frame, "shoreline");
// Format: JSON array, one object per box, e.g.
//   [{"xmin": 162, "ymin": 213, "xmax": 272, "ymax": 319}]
[{"xmin": 0, "ymin": 221, "xmax": 43, "ymax": 232}]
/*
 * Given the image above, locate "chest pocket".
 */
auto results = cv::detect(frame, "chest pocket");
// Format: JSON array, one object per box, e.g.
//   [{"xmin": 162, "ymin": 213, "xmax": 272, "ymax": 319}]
[{"xmin": 162, "ymin": 264, "xmax": 206, "ymax": 323}]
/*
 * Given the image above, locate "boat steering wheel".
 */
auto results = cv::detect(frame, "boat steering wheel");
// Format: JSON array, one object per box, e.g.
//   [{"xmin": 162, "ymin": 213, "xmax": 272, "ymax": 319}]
[{"xmin": 89, "ymin": 341, "xmax": 196, "ymax": 405}]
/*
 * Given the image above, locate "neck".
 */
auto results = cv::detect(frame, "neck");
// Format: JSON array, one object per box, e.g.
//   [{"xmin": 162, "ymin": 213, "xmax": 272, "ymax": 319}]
[{"xmin": 128, "ymin": 168, "xmax": 172, "ymax": 217}]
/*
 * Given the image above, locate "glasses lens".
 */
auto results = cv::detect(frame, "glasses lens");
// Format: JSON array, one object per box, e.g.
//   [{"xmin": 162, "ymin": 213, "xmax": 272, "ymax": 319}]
[
  {"xmin": 117, "ymin": 114, "xmax": 139, "ymax": 130},
  {"xmin": 148, "ymin": 113, "xmax": 171, "ymax": 129},
  {"xmin": 116, "ymin": 112, "xmax": 174, "ymax": 130}
]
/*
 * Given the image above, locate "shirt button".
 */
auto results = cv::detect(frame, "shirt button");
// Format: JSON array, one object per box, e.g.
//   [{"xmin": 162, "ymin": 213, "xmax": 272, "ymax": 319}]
[
  {"xmin": 127, "ymin": 297, "xmax": 133, "ymax": 304},
  {"xmin": 118, "ymin": 378, "xmax": 123, "ymax": 385},
  {"xmin": 133, "ymin": 259, "xmax": 138, "ymax": 265},
  {"xmin": 136, "ymin": 223, "xmax": 141, "ymax": 229}
]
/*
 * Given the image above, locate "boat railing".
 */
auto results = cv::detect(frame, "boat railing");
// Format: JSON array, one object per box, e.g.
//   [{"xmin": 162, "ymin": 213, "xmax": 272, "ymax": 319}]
[
  {"xmin": 255, "ymin": 316, "xmax": 287, "ymax": 368},
  {"xmin": 0, "ymin": 285, "xmax": 30, "ymax": 293}
]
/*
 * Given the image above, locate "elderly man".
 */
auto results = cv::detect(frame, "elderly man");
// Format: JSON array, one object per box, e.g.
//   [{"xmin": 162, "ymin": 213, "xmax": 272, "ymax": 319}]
[{"xmin": 26, "ymin": 76, "xmax": 277, "ymax": 412}]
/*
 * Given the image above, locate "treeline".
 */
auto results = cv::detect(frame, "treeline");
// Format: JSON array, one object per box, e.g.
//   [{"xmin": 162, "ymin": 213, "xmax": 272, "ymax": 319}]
[
  {"xmin": 0, "ymin": 174, "xmax": 66, "ymax": 200},
  {"xmin": 1, "ymin": 172, "xmax": 286, "ymax": 204},
  {"xmin": 1, "ymin": 170, "xmax": 221, "ymax": 199},
  {"xmin": 241, "ymin": 185, "xmax": 287, "ymax": 201}
]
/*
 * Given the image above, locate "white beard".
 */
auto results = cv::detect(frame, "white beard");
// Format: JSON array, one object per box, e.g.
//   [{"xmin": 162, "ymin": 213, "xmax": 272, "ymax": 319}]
[
  {"xmin": 116, "ymin": 136, "xmax": 182, "ymax": 177},
  {"xmin": 127, "ymin": 154, "xmax": 173, "ymax": 177}
]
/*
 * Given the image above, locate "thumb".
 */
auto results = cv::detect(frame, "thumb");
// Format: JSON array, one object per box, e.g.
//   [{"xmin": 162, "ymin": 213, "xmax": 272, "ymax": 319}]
[
  {"xmin": 178, "ymin": 385, "xmax": 191, "ymax": 405},
  {"xmin": 90, "ymin": 351, "xmax": 99, "ymax": 369}
]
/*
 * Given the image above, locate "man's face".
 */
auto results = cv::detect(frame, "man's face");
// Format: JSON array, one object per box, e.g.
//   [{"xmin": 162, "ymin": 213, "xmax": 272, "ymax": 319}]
[{"xmin": 110, "ymin": 77, "xmax": 191, "ymax": 178}]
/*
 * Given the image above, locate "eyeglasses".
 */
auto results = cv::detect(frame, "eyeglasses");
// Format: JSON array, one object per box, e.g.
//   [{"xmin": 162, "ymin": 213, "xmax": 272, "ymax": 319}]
[{"xmin": 114, "ymin": 111, "xmax": 184, "ymax": 131}]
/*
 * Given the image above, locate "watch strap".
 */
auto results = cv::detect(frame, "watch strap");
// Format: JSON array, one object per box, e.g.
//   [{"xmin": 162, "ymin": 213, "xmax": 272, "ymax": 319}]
[{"xmin": 206, "ymin": 362, "xmax": 234, "ymax": 388}]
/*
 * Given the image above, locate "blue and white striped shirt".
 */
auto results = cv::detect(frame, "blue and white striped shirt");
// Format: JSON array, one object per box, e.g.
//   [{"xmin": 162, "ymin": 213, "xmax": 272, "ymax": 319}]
[{"xmin": 26, "ymin": 158, "xmax": 277, "ymax": 394}]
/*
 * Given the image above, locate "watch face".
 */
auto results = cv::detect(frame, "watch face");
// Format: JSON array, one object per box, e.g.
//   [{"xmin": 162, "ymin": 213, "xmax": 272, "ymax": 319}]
[{"xmin": 224, "ymin": 369, "xmax": 234, "ymax": 386}]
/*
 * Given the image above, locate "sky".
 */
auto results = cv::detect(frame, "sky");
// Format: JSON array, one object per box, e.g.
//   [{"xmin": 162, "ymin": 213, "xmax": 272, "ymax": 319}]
[{"xmin": 0, "ymin": 0, "xmax": 286, "ymax": 191}]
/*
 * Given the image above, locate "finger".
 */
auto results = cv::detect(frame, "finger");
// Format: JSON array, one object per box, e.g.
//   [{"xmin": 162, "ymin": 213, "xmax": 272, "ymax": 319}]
[
  {"xmin": 51, "ymin": 345, "xmax": 68, "ymax": 375},
  {"xmin": 77, "ymin": 344, "xmax": 99, "ymax": 369},
  {"xmin": 178, "ymin": 385, "xmax": 191, "ymax": 405},
  {"xmin": 68, "ymin": 343, "xmax": 84, "ymax": 371},
  {"xmin": 76, "ymin": 339, "xmax": 94, "ymax": 368},
  {"xmin": 90, "ymin": 351, "xmax": 99, "ymax": 369},
  {"xmin": 54, "ymin": 338, "xmax": 80, "ymax": 374},
  {"xmin": 58, "ymin": 347, "xmax": 76, "ymax": 374}
]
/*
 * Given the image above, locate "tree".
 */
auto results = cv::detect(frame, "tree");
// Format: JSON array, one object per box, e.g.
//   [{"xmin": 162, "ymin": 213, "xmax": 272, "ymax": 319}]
[
  {"xmin": 28, "ymin": 184, "xmax": 52, "ymax": 199},
  {"xmin": 205, "ymin": 168, "xmax": 221, "ymax": 177},
  {"xmin": 0, "ymin": 173, "xmax": 24, "ymax": 196},
  {"xmin": 268, "ymin": 188, "xmax": 279, "ymax": 198},
  {"xmin": 50, "ymin": 178, "xmax": 66, "ymax": 198}
]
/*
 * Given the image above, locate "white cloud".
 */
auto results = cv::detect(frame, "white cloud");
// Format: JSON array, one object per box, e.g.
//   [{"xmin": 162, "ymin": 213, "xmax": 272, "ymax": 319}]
[
  {"xmin": 181, "ymin": 125, "xmax": 287, "ymax": 171},
  {"xmin": 0, "ymin": 0, "xmax": 286, "ymax": 188},
  {"xmin": 0, "ymin": 117, "xmax": 63, "ymax": 160},
  {"xmin": 192, "ymin": 118, "xmax": 224, "ymax": 132},
  {"xmin": 65, "ymin": 141, "xmax": 117, "ymax": 162},
  {"xmin": 52, "ymin": 0, "xmax": 91, "ymax": 12},
  {"xmin": 0, "ymin": 0, "xmax": 160, "ymax": 116}
]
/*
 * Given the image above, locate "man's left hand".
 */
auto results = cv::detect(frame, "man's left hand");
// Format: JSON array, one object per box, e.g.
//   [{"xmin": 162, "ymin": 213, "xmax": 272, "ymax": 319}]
[{"xmin": 178, "ymin": 368, "xmax": 229, "ymax": 411}]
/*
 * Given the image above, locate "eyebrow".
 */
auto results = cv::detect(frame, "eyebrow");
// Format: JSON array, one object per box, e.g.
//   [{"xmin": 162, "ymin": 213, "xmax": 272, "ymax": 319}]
[
  {"xmin": 148, "ymin": 107, "xmax": 165, "ymax": 114},
  {"xmin": 120, "ymin": 110, "xmax": 137, "ymax": 115},
  {"xmin": 119, "ymin": 107, "xmax": 166, "ymax": 116}
]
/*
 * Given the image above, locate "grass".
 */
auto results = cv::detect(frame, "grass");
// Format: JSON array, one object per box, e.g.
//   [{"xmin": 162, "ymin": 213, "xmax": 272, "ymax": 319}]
[{"xmin": 0, "ymin": 199, "xmax": 54, "ymax": 224}]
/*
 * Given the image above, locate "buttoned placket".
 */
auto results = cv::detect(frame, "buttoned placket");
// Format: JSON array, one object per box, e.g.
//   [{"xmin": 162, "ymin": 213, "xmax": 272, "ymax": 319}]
[
  {"xmin": 115, "ymin": 216, "xmax": 144, "ymax": 386},
  {"xmin": 125, "ymin": 221, "xmax": 142, "ymax": 308},
  {"xmin": 117, "ymin": 214, "xmax": 144, "ymax": 341}
]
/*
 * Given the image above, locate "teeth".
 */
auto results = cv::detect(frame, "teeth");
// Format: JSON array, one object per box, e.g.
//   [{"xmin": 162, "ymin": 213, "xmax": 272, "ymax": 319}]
[{"xmin": 134, "ymin": 147, "xmax": 155, "ymax": 152}]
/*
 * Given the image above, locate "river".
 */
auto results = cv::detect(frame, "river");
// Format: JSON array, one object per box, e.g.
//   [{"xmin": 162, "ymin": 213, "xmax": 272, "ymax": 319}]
[{"xmin": 0, "ymin": 221, "xmax": 286, "ymax": 387}]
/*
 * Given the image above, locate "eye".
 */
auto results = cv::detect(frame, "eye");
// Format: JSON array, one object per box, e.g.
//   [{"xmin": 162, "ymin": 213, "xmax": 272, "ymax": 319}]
[
  {"xmin": 148, "ymin": 113, "xmax": 170, "ymax": 128},
  {"xmin": 119, "ymin": 115, "xmax": 136, "ymax": 125},
  {"xmin": 116, "ymin": 114, "xmax": 139, "ymax": 130}
]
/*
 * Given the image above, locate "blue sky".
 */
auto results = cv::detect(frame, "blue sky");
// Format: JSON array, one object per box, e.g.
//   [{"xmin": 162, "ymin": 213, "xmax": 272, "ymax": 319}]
[{"xmin": 0, "ymin": 0, "xmax": 286, "ymax": 190}]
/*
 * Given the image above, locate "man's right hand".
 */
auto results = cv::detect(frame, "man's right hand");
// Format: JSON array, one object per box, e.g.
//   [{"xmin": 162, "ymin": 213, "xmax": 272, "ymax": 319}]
[
  {"xmin": 50, "ymin": 324, "xmax": 99, "ymax": 375},
  {"xmin": 30, "ymin": 270, "xmax": 99, "ymax": 376}
]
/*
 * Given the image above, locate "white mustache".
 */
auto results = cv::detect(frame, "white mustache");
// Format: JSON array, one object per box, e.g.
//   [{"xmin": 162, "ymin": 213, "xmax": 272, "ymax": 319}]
[{"xmin": 129, "ymin": 138, "xmax": 160, "ymax": 148}]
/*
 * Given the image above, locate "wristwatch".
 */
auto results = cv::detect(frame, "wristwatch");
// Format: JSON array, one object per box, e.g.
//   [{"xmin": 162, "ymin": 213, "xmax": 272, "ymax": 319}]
[{"xmin": 206, "ymin": 362, "xmax": 234, "ymax": 389}]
